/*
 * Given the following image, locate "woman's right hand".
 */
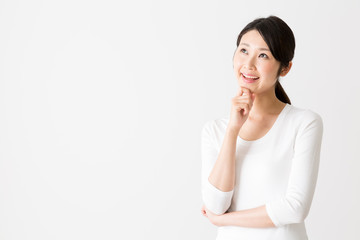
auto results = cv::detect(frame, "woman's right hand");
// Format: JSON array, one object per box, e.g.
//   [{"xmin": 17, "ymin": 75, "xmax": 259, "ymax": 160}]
[{"xmin": 228, "ymin": 86, "xmax": 255, "ymax": 132}]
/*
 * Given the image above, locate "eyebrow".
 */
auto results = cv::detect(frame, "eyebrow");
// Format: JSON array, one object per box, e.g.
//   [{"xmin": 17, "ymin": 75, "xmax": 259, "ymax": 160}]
[{"xmin": 240, "ymin": 43, "xmax": 270, "ymax": 52}]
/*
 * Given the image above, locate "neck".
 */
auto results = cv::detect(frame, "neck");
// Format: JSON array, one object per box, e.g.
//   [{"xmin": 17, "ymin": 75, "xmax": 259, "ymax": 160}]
[{"xmin": 250, "ymin": 89, "xmax": 285, "ymax": 118}]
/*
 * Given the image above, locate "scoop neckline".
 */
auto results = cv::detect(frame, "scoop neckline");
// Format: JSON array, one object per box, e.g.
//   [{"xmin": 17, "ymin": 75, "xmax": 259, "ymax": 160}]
[{"xmin": 237, "ymin": 103, "xmax": 290, "ymax": 145}]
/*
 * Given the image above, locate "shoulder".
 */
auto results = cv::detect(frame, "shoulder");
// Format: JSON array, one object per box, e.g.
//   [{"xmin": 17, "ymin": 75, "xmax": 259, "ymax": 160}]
[
  {"xmin": 287, "ymin": 104, "xmax": 322, "ymax": 124},
  {"xmin": 201, "ymin": 116, "xmax": 229, "ymax": 143},
  {"xmin": 286, "ymin": 104, "xmax": 323, "ymax": 135}
]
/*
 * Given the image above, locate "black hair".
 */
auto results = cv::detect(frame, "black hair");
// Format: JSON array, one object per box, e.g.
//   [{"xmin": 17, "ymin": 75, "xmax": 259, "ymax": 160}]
[{"xmin": 236, "ymin": 16, "xmax": 295, "ymax": 104}]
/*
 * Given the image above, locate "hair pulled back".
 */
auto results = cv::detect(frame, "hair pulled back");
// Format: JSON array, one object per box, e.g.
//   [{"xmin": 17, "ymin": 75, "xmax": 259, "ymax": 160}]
[{"xmin": 236, "ymin": 16, "xmax": 295, "ymax": 104}]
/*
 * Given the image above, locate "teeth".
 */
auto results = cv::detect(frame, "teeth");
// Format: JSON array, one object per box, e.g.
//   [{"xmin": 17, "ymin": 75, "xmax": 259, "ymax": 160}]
[{"xmin": 242, "ymin": 73, "xmax": 258, "ymax": 79}]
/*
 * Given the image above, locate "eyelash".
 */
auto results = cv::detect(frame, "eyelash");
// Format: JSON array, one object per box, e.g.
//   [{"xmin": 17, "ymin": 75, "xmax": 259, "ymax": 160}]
[
  {"xmin": 259, "ymin": 53, "xmax": 268, "ymax": 59},
  {"xmin": 240, "ymin": 48, "xmax": 247, "ymax": 54},
  {"xmin": 240, "ymin": 48, "xmax": 268, "ymax": 59}
]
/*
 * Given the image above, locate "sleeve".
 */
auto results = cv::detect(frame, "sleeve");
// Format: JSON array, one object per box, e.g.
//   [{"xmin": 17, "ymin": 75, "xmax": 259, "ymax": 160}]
[
  {"xmin": 265, "ymin": 111, "xmax": 324, "ymax": 227},
  {"xmin": 201, "ymin": 120, "xmax": 234, "ymax": 215}
]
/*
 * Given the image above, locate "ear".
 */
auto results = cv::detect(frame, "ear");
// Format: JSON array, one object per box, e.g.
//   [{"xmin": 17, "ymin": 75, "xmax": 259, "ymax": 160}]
[{"xmin": 279, "ymin": 61, "xmax": 293, "ymax": 77}]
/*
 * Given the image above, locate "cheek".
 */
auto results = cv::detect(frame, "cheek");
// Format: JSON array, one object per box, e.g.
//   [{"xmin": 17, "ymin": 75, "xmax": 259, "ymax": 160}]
[
  {"xmin": 261, "ymin": 64, "xmax": 273, "ymax": 73},
  {"xmin": 233, "ymin": 58, "xmax": 241, "ymax": 69},
  {"xmin": 260, "ymin": 63, "xmax": 279, "ymax": 78},
  {"xmin": 233, "ymin": 63, "xmax": 242, "ymax": 76},
  {"xmin": 233, "ymin": 53, "xmax": 244, "ymax": 69}
]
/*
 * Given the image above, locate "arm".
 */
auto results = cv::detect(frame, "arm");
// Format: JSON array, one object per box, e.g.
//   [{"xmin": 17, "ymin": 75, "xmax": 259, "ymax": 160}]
[
  {"xmin": 203, "ymin": 111, "xmax": 323, "ymax": 228},
  {"xmin": 201, "ymin": 121, "xmax": 237, "ymax": 215},
  {"xmin": 208, "ymin": 126, "xmax": 238, "ymax": 191},
  {"xmin": 201, "ymin": 87, "xmax": 253, "ymax": 215},
  {"xmin": 203, "ymin": 204, "xmax": 275, "ymax": 228},
  {"xmin": 265, "ymin": 111, "xmax": 324, "ymax": 227},
  {"xmin": 201, "ymin": 121, "xmax": 273, "ymax": 227}
]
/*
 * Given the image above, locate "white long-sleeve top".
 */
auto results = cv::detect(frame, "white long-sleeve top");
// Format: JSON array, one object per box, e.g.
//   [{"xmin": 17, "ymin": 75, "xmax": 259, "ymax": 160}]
[{"xmin": 201, "ymin": 103, "xmax": 323, "ymax": 240}]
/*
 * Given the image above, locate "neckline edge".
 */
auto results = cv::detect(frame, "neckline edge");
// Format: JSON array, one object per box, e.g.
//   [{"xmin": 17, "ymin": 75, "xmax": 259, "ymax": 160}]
[{"xmin": 236, "ymin": 103, "xmax": 290, "ymax": 145}]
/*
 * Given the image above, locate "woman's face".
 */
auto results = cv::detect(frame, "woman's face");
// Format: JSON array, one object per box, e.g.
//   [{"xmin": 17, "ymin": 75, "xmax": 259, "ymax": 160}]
[{"xmin": 233, "ymin": 30, "xmax": 282, "ymax": 95}]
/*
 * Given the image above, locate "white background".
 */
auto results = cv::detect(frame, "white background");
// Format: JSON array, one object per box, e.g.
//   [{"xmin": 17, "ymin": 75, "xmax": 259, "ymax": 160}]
[{"xmin": 0, "ymin": 0, "xmax": 359, "ymax": 239}]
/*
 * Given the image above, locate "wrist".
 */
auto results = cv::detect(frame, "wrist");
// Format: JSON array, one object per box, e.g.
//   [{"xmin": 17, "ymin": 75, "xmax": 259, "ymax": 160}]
[
  {"xmin": 215, "ymin": 213, "xmax": 228, "ymax": 227},
  {"xmin": 225, "ymin": 127, "xmax": 240, "ymax": 138}
]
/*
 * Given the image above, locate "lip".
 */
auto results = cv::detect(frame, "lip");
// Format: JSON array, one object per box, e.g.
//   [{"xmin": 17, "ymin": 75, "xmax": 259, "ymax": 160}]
[
  {"xmin": 241, "ymin": 73, "xmax": 259, "ymax": 83},
  {"xmin": 242, "ymin": 72, "xmax": 258, "ymax": 78}
]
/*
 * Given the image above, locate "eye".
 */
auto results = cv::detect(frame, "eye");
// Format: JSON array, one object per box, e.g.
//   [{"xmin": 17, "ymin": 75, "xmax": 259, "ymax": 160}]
[
  {"xmin": 240, "ymin": 48, "xmax": 248, "ymax": 54},
  {"xmin": 259, "ymin": 53, "xmax": 268, "ymax": 58}
]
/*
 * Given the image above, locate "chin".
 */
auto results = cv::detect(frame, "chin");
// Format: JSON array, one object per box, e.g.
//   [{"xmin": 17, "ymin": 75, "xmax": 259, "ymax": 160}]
[{"xmin": 238, "ymin": 82, "xmax": 254, "ymax": 91}]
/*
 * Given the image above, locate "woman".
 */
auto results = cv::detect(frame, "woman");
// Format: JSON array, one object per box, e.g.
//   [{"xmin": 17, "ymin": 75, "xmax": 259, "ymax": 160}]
[{"xmin": 200, "ymin": 16, "xmax": 323, "ymax": 239}]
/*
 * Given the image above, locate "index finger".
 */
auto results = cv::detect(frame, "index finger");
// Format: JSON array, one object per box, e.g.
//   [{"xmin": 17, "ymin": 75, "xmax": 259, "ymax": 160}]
[
  {"xmin": 242, "ymin": 87, "xmax": 251, "ymax": 94},
  {"xmin": 238, "ymin": 86, "xmax": 251, "ymax": 96},
  {"xmin": 237, "ymin": 87, "xmax": 243, "ymax": 96}
]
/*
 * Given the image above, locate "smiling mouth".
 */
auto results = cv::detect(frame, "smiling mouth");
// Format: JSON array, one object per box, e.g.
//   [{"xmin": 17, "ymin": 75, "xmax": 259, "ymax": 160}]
[{"xmin": 241, "ymin": 73, "xmax": 259, "ymax": 81}]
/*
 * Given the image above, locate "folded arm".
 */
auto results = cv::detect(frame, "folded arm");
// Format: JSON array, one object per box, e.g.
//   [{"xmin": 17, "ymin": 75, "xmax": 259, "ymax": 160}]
[
  {"xmin": 202, "ymin": 111, "xmax": 323, "ymax": 228},
  {"xmin": 201, "ymin": 121, "xmax": 237, "ymax": 215}
]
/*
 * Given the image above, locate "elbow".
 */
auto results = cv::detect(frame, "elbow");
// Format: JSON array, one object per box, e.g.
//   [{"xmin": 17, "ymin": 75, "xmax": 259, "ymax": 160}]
[
  {"xmin": 288, "ymin": 207, "xmax": 308, "ymax": 224},
  {"xmin": 203, "ymin": 200, "xmax": 230, "ymax": 215},
  {"xmin": 267, "ymin": 196, "xmax": 310, "ymax": 227},
  {"xmin": 202, "ymin": 191, "xmax": 231, "ymax": 215},
  {"xmin": 284, "ymin": 198, "xmax": 310, "ymax": 224},
  {"xmin": 201, "ymin": 179, "xmax": 234, "ymax": 215}
]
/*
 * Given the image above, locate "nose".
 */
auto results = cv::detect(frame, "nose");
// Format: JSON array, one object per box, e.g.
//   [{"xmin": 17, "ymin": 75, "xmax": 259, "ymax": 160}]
[{"xmin": 244, "ymin": 54, "xmax": 256, "ymax": 70}]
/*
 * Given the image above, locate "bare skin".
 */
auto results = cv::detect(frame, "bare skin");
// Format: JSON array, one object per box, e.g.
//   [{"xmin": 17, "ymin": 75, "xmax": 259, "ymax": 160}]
[{"xmin": 202, "ymin": 30, "xmax": 292, "ymax": 228}]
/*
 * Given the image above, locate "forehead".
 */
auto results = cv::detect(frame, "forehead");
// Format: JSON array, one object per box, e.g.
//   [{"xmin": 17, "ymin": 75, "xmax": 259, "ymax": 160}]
[{"xmin": 239, "ymin": 30, "xmax": 269, "ymax": 50}]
